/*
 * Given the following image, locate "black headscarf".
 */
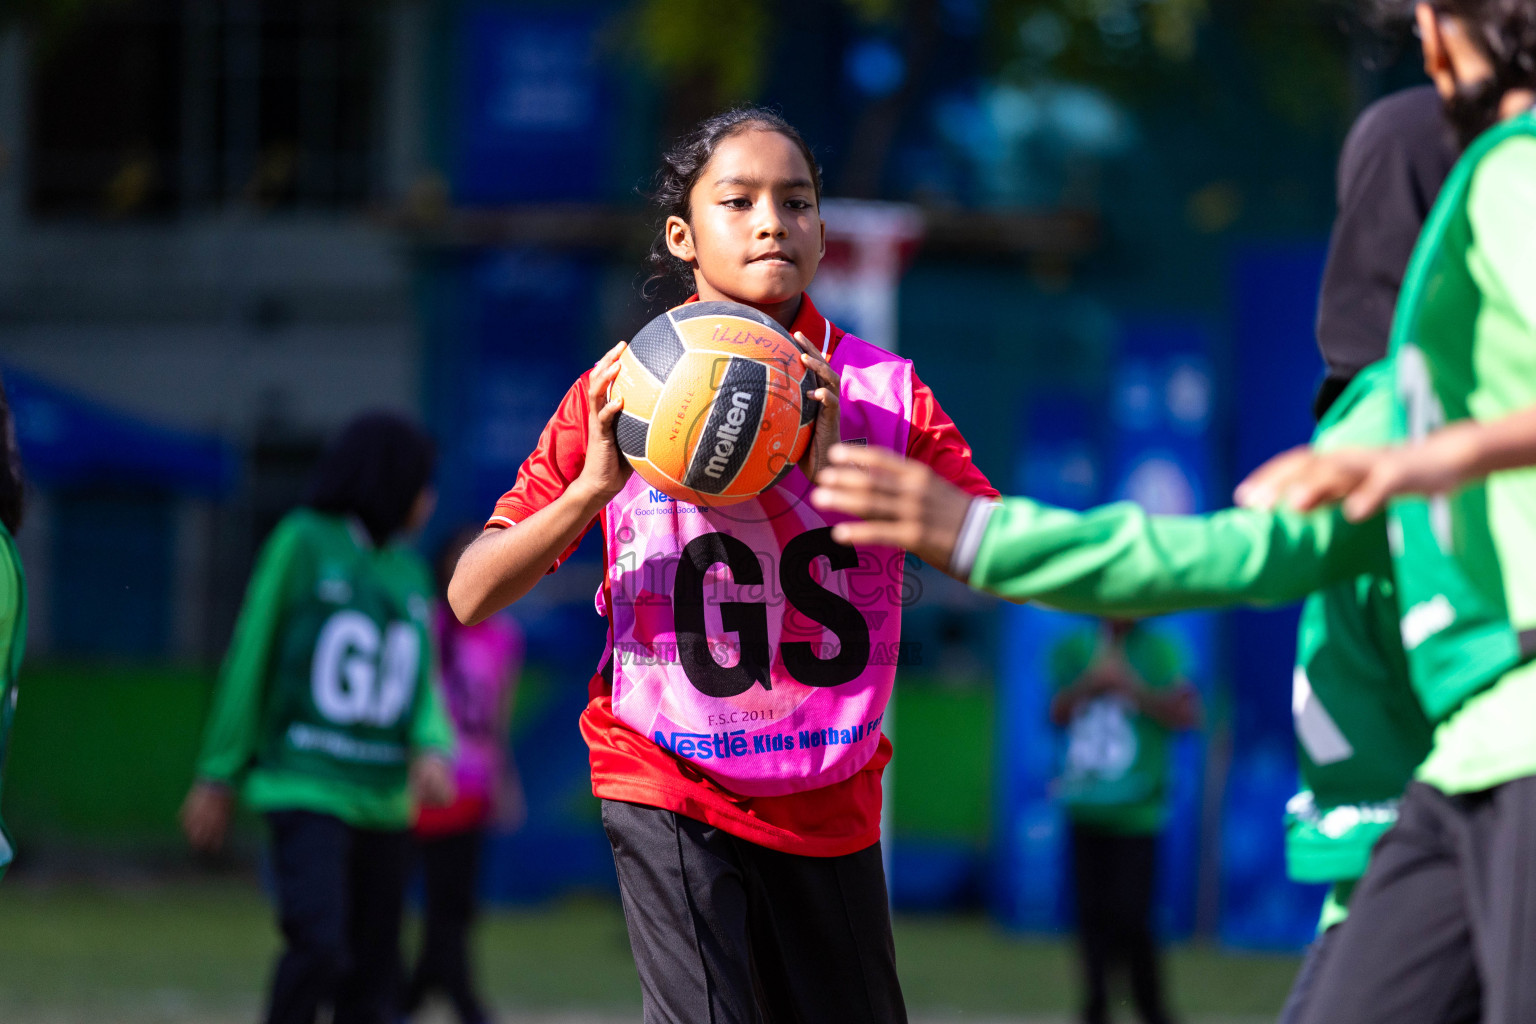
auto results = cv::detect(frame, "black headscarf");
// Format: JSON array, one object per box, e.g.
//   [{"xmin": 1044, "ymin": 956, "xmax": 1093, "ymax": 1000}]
[
  {"xmin": 305, "ymin": 411, "xmax": 435, "ymax": 547},
  {"xmin": 1314, "ymin": 85, "xmax": 1460, "ymax": 419}
]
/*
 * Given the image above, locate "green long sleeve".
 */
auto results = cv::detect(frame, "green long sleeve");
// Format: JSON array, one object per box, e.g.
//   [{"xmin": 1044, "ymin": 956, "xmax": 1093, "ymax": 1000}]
[
  {"xmin": 194, "ymin": 516, "xmax": 305, "ymax": 784},
  {"xmin": 969, "ymin": 362, "xmax": 1397, "ymax": 616},
  {"xmin": 970, "ymin": 498, "xmax": 1386, "ymax": 616}
]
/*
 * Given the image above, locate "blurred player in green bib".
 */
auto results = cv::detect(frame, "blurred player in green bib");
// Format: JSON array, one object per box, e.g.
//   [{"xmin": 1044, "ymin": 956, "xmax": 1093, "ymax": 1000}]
[
  {"xmin": 180, "ymin": 412, "xmax": 454, "ymax": 1024},
  {"xmin": 1051, "ymin": 619, "xmax": 1199, "ymax": 1024},
  {"xmin": 0, "ymin": 376, "xmax": 27, "ymax": 881}
]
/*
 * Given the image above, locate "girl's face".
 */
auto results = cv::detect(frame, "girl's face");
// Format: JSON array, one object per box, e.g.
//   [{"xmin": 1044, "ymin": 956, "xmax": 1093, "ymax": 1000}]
[{"xmin": 666, "ymin": 129, "xmax": 825, "ymax": 322}]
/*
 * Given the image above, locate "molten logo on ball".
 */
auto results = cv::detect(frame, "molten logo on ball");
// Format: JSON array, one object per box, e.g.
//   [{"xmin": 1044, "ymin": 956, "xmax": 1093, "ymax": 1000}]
[
  {"xmin": 610, "ymin": 300, "xmax": 816, "ymax": 506},
  {"xmin": 704, "ymin": 391, "xmax": 756, "ymax": 480}
]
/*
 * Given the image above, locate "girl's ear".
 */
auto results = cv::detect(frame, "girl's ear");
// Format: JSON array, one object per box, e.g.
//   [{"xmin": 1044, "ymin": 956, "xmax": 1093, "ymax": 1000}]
[
  {"xmin": 818, "ymin": 217, "xmax": 826, "ymax": 261},
  {"xmin": 1418, "ymin": 4, "xmax": 1455, "ymax": 97},
  {"xmin": 665, "ymin": 215, "xmax": 696, "ymax": 264}
]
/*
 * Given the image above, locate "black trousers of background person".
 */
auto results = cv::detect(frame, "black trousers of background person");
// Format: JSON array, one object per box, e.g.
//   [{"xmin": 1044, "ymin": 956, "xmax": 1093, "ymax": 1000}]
[
  {"xmin": 403, "ymin": 828, "xmax": 489, "ymax": 1024},
  {"xmin": 264, "ymin": 810, "xmax": 412, "ymax": 1024},
  {"xmin": 1069, "ymin": 823, "xmax": 1173, "ymax": 1024},
  {"xmin": 600, "ymin": 798, "xmax": 908, "ymax": 1024}
]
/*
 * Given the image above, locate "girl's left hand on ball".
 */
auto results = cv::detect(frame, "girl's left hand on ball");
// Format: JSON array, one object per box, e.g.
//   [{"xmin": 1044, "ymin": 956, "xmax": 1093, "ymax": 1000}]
[{"xmin": 793, "ymin": 330, "xmax": 841, "ymax": 481}]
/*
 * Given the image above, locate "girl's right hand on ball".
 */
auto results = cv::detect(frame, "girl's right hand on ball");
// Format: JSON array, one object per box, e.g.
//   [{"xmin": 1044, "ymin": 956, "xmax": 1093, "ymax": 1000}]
[{"xmin": 576, "ymin": 341, "xmax": 633, "ymax": 503}]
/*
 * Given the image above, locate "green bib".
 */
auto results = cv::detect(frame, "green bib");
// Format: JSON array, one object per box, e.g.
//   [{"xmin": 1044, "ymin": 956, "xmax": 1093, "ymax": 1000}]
[
  {"xmin": 1386, "ymin": 113, "xmax": 1536, "ymax": 722},
  {"xmin": 255, "ymin": 512, "xmax": 433, "ymax": 791},
  {"xmin": 1052, "ymin": 627, "xmax": 1181, "ymax": 834},
  {"xmin": 1283, "ymin": 367, "xmax": 1434, "ymax": 884},
  {"xmin": 0, "ymin": 525, "xmax": 28, "ymax": 879}
]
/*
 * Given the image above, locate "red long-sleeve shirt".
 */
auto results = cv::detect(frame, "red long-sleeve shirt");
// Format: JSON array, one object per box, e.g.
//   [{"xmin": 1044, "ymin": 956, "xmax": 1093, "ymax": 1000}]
[{"xmin": 485, "ymin": 294, "xmax": 996, "ymax": 856}]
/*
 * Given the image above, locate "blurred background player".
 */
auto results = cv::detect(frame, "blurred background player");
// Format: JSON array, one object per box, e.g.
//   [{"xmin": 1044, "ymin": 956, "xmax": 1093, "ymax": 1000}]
[
  {"xmin": 0, "ymin": 375, "xmax": 26, "ymax": 881},
  {"xmin": 179, "ymin": 411, "xmax": 455, "ymax": 1024},
  {"xmin": 449, "ymin": 107, "xmax": 996, "ymax": 1024},
  {"xmin": 403, "ymin": 526, "xmax": 525, "ymax": 1024},
  {"xmin": 1050, "ymin": 618, "xmax": 1200, "ymax": 1024}
]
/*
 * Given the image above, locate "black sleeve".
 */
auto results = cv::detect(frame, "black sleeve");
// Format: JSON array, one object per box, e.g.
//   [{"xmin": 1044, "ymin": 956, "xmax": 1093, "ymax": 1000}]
[{"xmin": 1313, "ymin": 85, "xmax": 1460, "ymax": 419}]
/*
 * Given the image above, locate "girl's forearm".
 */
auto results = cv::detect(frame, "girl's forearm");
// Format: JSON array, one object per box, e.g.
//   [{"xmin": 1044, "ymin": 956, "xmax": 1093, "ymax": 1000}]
[
  {"xmin": 1443, "ymin": 406, "xmax": 1536, "ymax": 480},
  {"xmin": 448, "ymin": 481, "xmax": 608, "ymax": 624}
]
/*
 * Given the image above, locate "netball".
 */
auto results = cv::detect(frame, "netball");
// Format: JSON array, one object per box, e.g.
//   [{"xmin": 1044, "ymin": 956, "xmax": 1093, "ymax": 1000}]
[{"xmin": 610, "ymin": 300, "xmax": 817, "ymax": 505}]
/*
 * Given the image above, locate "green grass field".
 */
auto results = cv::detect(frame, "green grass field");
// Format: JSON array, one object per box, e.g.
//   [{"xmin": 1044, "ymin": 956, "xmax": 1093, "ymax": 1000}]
[{"xmin": 0, "ymin": 878, "xmax": 1303, "ymax": 1023}]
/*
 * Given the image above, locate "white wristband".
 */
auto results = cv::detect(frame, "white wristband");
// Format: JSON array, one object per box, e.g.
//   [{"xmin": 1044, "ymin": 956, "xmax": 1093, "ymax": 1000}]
[{"xmin": 949, "ymin": 498, "xmax": 1000, "ymax": 581}]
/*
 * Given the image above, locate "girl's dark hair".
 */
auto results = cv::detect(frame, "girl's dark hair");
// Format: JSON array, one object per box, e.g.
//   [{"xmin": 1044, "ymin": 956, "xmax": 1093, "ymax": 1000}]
[
  {"xmin": 644, "ymin": 107, "xmax": 823, "ymax": 298},
  {"xmin": 0, "ymin": 376, "xmax": 23, "ymax": 536},
  {"xmin": 305, "ymin": 411, "xmax": 435, "ymax": 547},
  {"xmin": 1430, "ymin": 0, "xmax": 1536, "ymax": 93}
]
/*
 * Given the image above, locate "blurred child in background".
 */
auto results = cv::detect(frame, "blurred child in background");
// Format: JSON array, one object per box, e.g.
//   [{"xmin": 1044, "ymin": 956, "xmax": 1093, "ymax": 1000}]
[
  {"xmin": 0, "ymin": 376, "xmax": 26, "ymax": 880},
  {"xmin": 404, "ymin": 526, "xmax": 525, "ymax": 1024},
  {"xmin": 180, "ymin": 411, "xmax": 454, "ymax": 1024},
  {"xmin": 1050, "ymin": 619, "xmax": 1200, "ymax": 1024}
]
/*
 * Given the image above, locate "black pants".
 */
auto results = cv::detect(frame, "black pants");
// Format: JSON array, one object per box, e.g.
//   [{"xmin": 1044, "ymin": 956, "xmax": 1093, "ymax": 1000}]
[
  {"xmin": 601, "ymin": 799, "xmax": 907, "ymax": 1024},
  {"xmin": 1069, "ymin": 823, "xmax": 1172, "ymax": 1024},
  {"xmin": 1295, "ymin": 778, "xmax": 1536, "ymax": 1024},
  {"xmin": 264, "ymin": 810, "xmax": 411, "ymax": 1024},
  {"xmin": 1279, "ymin": 915, "xmax": 1481, "ymax": 1024},
  {"xmin": 404, "ymin": 828, "xmax": 488, "ymax": 1024}
]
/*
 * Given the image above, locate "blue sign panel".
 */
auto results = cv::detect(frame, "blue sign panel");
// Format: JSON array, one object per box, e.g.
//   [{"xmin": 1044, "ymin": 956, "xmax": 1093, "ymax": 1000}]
[
  {"xmin": 453, "ymin": 6, "xmax": 611, "ymax": 203},
  {"xmin": 1105, "ymin": 320, "xmax": 1218, "ymax": 941},
  {"xmin": 992, "ymin": 394, "xmax": 1103, "ymax": 930},
  {"xmin": 1221, "ymin": 244, "xmax": 1332, "ymax": 948},
  {"xmin": 420, "ymin": 247, "xmax": 612, "ymax": 902}
]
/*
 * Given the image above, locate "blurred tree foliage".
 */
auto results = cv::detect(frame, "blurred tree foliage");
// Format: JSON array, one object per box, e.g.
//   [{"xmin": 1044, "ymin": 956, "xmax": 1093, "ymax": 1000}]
[
  {"xmin": 624, "ymin": 0, "xmax": 903, "ymax": 109},
  {"xmin": 989, "ymin": 0, "xmax": 1364, "ymax": 133},
  {"xmin": 621, "ymin": 0, "xmax": 936, "ymax": 195}
]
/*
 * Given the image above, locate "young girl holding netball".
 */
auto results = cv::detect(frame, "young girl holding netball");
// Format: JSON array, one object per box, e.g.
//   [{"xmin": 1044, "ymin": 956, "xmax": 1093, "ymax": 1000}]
[{"xmin": 449, "ymin": 108, "xmax": 996, "ymax": 1023}]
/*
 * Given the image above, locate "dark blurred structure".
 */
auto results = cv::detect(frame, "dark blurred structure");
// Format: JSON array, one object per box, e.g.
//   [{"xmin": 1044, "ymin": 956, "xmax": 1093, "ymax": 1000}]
[{"xmin": 0, "ymin": 0, "xmax": 1430, "ymax": 945}]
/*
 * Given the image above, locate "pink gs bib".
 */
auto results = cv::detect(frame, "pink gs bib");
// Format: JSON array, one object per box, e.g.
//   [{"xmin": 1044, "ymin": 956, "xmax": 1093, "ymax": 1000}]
[{"xmin": 600, "ymin": 335, "xmax": 913, "ymax": 796}]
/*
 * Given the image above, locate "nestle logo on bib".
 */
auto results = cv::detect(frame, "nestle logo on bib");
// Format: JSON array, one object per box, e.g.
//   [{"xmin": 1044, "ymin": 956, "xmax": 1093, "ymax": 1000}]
[{"xmin": 647, "ymin": 489, "xmax": 675, "ymax": 504}]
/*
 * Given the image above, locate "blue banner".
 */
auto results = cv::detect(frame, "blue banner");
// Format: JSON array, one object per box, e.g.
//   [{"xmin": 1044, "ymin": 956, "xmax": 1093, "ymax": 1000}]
[
  {"xmin": 452, "ymin": 6, "xmax": 612, "ymax": 204},
  {"xmin": 419, "ymin": 246, "xmax": 612, "ymax": 902},
  {"xmin": 992, "ymin": 394, "xmax": 1102, "ymax": 930},
  {"xmin": 1105, "ymin": 320, "xmax": 1219, "ymax": 940},
  {"xmin": 992, "ymin": 322, "xmax": 1218, "ymax": 939},
  {"xmin": 1221, "ymin": 244, "xmax": 1332, "ymax": 948}
]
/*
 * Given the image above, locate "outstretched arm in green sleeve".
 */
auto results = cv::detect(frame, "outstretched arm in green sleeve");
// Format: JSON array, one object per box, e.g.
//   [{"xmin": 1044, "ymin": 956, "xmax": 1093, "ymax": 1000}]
[
  {"xmin": 967, "ymin": 497, "xmax": 1384, "ymax": 615},
  {"xmin": 811, "ymin": 365, "xmax": 1396, "ymax": 615}
]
